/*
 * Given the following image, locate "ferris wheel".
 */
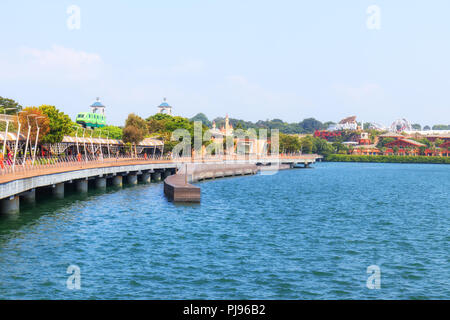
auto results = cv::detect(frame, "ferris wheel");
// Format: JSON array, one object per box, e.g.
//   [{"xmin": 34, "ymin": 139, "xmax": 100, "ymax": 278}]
[{"xmin": 390, "ymin": 118, "xmax": 412, "ymax": 132}]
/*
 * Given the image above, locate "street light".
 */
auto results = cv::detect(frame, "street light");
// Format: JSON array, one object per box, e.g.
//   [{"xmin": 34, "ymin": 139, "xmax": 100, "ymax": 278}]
[
  {"xmin": 98, "ymin": 128, "xmax": 103, "ymax": 160},
  {"xmin": 12, "ymin": 111, "xmax": 26, "ymax": 171},
  {"xmin": 1, "ymin": 107, "xmax": 17, "ymax": 156},
  {"xmin": 89, "ymin": 128, "xmax": 94, "ymax": 158},
  {"xmin": 106, "ymin": 132, "xmax": 111, "ymax": 158},
  {"xmin": 32, "ymin": 116, "xmax": 45, "ymax": 166},
  {"xmin": 82, "ymin": 127, "xmax": 88, "ymax": 163},
  {"xmin": 73, "ymin": 125, "xmax": 80, "ymax": 155},
  {"xmin": 23, "ymin": 114, "xmax": 37, "ymax": 166}
]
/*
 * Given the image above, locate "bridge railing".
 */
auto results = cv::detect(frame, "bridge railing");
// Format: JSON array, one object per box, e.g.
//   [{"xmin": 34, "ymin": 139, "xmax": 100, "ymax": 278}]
[{"xmin": 0, "ymin": 153, "xmax": 320, "ymax": 177}]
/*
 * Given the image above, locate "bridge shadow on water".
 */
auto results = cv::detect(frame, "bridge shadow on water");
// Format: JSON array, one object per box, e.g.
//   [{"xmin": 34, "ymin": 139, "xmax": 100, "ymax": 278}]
[{"xmin": 0, "ymin": 180, "xmax": 156, "ymax": 239}]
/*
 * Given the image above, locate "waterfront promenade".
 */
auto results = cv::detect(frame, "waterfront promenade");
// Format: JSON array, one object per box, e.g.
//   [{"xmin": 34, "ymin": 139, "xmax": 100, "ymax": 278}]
[{"xmin": 0, "ymin": 154, "xmax": 321, "ymax": 213}]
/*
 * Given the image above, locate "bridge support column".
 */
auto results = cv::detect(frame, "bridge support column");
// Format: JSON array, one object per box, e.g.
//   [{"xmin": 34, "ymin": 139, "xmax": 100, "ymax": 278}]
[
  {"xmin": 0, "ymin": 196, "xmax": 20, "ymax": 215},
  {"xmin": 95, "ymin": 177, "xmax": 106, "ymax": 190},
  {"xmin": 163, "ymin": 170, "xmax": 171, "ymax": 179},
  {"xmin": 21, "ymin": 189, "xmax": 36, "ymax": 205},
  {"xmin": 141, "ymin": 172, "xmax": 151, "ymax": 184},
  {"xmin": 112, "ymin": 175, "xmax": 123, "ymax": 187},
  {"xmin": 152, "ymin": 172, "xmax": 162, "ymax": 183},
  {"xmin": 76, "ymin": 179, "xmax": 88, "ymax": 193},
  {"xmin": 127, "ymin": 174, "xmax": 138, "ymax": 185},
  {"xmin": 52, "ymin": 183, "xmax": 65, "ymax": 199}
]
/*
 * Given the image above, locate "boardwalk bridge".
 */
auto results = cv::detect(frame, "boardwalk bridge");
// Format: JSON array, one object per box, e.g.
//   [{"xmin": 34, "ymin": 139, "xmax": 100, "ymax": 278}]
[{"xmin": 0, "ymin": 154, "xmax": 322, "ymax": 214}]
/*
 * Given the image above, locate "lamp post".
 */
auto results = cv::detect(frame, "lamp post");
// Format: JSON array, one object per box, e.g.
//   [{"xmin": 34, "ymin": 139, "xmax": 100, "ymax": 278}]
[
  {"xmin": 98, "ymin": 128, "xmax": 103, "ymax": 160},
  {"xmin": 82, "ymin": 128, "xmax": 87, "ymax": 163},
  {"xmin": 2, "ymin": 107, "xmax": 16, "ymax": 156},
  {"xmin": 23, "ymin": 114, "xmax": 36, "ymax": 166},
  {"xmin": 106, "ymin": 132, "xmax": 111, "ymax": 159},
  {"xmin": 32, "ymin": 116, "xmax": 45, "ymax": 166},
  {"xmin": 89, "ymin": 128, "xmax": 94, "ymax": 158},
  {"xmin": 12, "ymin": 111, "xmax": 25, "ymax": 171},
  {"xmin": 74, "ymin": 126, "xmax": 80, "ymax": 155}
]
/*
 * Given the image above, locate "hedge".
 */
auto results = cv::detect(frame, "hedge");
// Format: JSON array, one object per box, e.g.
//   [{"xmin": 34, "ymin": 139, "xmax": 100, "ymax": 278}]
[{"xmin": 324, "ymin": 154, "xmax": 450, "ymax": 164}]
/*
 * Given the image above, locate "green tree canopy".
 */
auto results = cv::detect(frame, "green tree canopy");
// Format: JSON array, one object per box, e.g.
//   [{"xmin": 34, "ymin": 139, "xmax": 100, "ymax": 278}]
[
  {"xmin": 190, "ymin": 113, "xmax": 211, "ymax": 127},
  {"xmin": 39, "ymin": 105, "xmax": 74, "ymax": 143},
  {"xmin": 0, "ymin": 97, "xmax": 22, "ymax": 114},
  {"xmin": 123, "ymin": 113, "xmax": 148, "ymax": 144},
  {"xmin": 432, "ymin": 124, "xmax": 450, "ymax": 130},
  {"xmin": 94, "ymin": 125, "xmax": 123, "ymax": 140},
  {"xmin": 279, "ymin": 133, "xmax": 301, "ymax": 153}
]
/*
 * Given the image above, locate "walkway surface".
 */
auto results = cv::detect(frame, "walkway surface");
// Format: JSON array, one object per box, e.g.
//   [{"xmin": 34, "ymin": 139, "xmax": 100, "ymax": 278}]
[{"xmin": 0, "ymin": 155, "xmax": 320, "ymax": 185}]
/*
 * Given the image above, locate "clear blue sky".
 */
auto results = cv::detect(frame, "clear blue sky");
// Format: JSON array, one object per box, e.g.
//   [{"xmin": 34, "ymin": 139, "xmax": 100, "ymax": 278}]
[{"xmin": 0, "ymin": 0, "xmax": 449, "ymax": 126}]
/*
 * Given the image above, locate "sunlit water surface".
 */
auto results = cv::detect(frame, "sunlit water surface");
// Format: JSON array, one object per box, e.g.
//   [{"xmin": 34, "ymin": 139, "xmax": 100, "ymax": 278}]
[{"xmin": 0, "ymin": 162, "xmax": 448, "ymax": 299}]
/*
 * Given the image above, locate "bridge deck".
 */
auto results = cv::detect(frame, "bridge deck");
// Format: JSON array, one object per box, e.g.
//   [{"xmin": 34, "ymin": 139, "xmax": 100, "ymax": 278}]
[{"xmin": 0, "ymin": 155, "xmax": 321, "ymax": 201}]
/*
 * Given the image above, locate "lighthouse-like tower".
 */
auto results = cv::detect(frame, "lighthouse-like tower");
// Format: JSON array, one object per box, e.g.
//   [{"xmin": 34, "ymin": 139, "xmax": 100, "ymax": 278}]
[
  {"xmin": 90, "ymin": 97, "xmax": 106, "ymax": 115},
  {"xmin": 158, "ymin": 98, "xmax": 172, "ymax": 115}
]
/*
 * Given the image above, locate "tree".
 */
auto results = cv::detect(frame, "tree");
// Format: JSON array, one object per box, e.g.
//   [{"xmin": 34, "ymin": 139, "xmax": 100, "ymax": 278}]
[
  {"xmin": 377, "ymin": 137, "xmax": 395, "ymax": 148},
  {"xmin": 125, "ymin": 113, "xmax": 148, "ymax": 136},
  {"xmin": 279, "ymin": 133, "xmax": 301, "ymax": 153},
  {"xmin": 123, "ymin": 125, "xmax": 144, "ymax": 145},
  {"xmin": 190, "ymin": 113, "xmax": 211, "ymax": 127},
  {"xmin": 423, "ymin": 125, "xmax": 431, "ymax": 131},
  {"xmin": 434, "ymin": 138, "xmax": 444, "ymax": 147},
  {"xmin": 39, "ymin": 105, "xmax": 74, "ymax": 143},
  {"xmin": 94, "ymin": 125, "xmax": 123, "ymax": 140},
  {"xmin": 299, "ymin": 118, "xmax": 324, "ymax": 133},
  {"xmin": 312, "ymin": 136, "xmax": 334, "ymax": 155},
  {"xmin": 299, "ymin": 136, "xmax": 314, "ymax": 154},
  {"xmin": 123, "ymin": 114, "xmax": 148, "ymax": 145},
  {"xmin": 0, "ymin": 97, "xmax": 22, "ymax": 114},
  {"xmin": 432, "ymin": 124, "xmax": 450, "ymax": 130},
  {"xmin": 17, "ymin": 107, "xmax": 50, "ymax": 143},
  {"xmin": 393, "ymin": 146, "xmax": 399, "ymax": 155},
  {"xmin": 416, "ymin": 138, "xmax": 432, "ymax": 148},
  {"xmin": 412, "ymin": 123, "xmax": 422, "ymax": 130}
]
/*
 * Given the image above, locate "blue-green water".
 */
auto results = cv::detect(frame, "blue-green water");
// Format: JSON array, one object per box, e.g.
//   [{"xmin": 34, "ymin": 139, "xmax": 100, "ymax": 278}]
[{"xmin": 0, "ymin": 162, "xmax": 448, "ymax": 299}]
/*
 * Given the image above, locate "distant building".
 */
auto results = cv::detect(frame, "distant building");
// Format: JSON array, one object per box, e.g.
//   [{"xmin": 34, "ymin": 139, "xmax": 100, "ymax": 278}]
[
  {"xmin": 91, "ymin": 97, "xmax": 106, "ymax": 115},
  {"xmin": 209, "ymin": 115, "xmax": 234, "ymax": 138},
  {"xmin": 158, "ymin": 98, "xmax": 172, "ymax": 115},
  {"xmin": 331, "ymin": 116, "xmax": 358, "ymax": 131},
  {"xmin": 359, "ymin": 132, "xmax": 371, "ymax": 145}
]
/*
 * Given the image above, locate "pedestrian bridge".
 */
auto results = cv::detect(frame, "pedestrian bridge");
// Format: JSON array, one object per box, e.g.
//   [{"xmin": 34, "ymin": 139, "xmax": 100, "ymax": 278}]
[{"xmin": 0, "ymin": 154, "xmax": 322, "ymax": 214}]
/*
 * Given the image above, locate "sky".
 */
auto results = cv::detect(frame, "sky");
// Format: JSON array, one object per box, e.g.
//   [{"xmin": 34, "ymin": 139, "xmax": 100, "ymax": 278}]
[{"xmin": 0, "ymin": 0, "xmax": 449, "ymax": 127}]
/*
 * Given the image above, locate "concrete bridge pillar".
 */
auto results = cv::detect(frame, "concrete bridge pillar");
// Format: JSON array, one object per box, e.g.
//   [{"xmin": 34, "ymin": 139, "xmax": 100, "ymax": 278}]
[
  {"xmin": 0, "ymin": 196, "xmax": 20, "ymax": 214},
  {"xmin": 21, "ymin": 189, "xmax": 36, "ymax": 205},
  {"xmin": 152, "ymin": 172, "xmax": 162, "ymax": 183},
  {"xmin": 52, "ymin": 183, "xmax": 65, "ymax": 199},
  {"xmin": 127, "ymin": 173, "xmax": 138, "ymax": 185},
  {"xmin": 76, "ymin": 179, "xmax": 88, "ymax": 193},
  {"xmin": 112, "ymin": 175, "xmax": 123, "ymax": 187},
  {"xmin": 141, "ymin": 172, "xmax": 151, "ymax": 184},
  {"xmin": 163, "ymin": 170, "xmax": 171, "ymax": 179},
  {"xmin": 95, "ymin": 177, "xmax": 107, "ymax": 190}
]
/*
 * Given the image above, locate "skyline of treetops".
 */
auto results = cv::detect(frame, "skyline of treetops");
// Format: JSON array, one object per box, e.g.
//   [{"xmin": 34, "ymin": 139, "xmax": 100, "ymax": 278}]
[{"xmin": 1, "ymin": 96, "xmax": 449, "ymax": 138}]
